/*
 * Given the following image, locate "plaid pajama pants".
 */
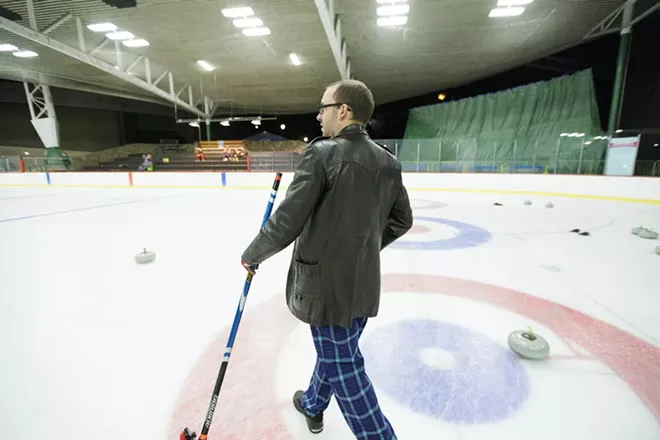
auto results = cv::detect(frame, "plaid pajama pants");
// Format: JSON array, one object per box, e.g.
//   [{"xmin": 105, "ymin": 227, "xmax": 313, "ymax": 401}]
[{"xmin": 300, "ymin": 317, "xmax": 397, "ymax": 439}]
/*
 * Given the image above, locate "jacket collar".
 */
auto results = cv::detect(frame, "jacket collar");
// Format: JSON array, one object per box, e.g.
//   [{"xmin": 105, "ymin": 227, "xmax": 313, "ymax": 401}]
[{"xmin": 336, "ymin": 123, "xmax": 368, "ymax": 137}]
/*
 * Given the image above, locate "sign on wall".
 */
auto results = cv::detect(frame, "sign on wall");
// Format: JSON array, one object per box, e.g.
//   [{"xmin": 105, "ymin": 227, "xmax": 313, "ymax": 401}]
[{"xmin": 604, "ymin": 136, "xmax": 640, "ymax": 176}]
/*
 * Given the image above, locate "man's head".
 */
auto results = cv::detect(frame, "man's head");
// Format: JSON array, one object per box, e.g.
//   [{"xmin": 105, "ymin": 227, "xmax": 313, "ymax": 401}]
[{"xmin": 317, "ymin": 79, "xmax": 374, "ymax": 138}]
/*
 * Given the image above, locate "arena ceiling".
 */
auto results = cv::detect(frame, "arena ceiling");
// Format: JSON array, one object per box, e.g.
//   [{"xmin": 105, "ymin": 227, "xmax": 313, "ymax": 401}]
[{"xmin": 0, "ymin": 0, "xmax": 659, "ymax": 120}]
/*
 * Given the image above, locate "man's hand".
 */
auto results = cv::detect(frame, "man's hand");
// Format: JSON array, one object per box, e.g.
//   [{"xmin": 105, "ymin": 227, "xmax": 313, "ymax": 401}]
[{"xmin": 242, "ymin": 261, "xmax": 259, "ymax": 275}]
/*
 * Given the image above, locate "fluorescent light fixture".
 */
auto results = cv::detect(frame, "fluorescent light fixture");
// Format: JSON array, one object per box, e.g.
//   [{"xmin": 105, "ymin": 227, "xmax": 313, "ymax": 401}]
[
  {"xmin": 222, "ymin": 6, "xmax": 254, "ymax": 17},
  {"xmin": 584, "ymin": 141, "xmax": 592, "ymax": 145},
  {"xmin": 220, "ymin": 121, "xmax": 230, "ymax": 126},
  {"xmin": 106, "ymin": 31, "xmax": 135, "ymax": 40},
  {"xmin": 377, "ymin": 16, "xmax": 408, "ymax": 26},
  {"xmin": 251, "ymin": 119, "xmax": 261, "ymax": 125},
  {"xmin": 87, "ymin": 22, "xmax": 117, "ymax": 32},
  {"xmin": 233, "ymin": 17, "xmax": 263, "ymax": 27},
  {"xmin": 197, "ymin": 60, "xmax": 215, "ymax": 71},
  {"xmin": 123, "ymin": 39, "xmax": 149, "ymax": 47},
  {"xmin": 13, "ymin": 50, "xmax": 38, "ymax": 58},
  {"xmin": 0, "ymin": 44, "xmax": 18, "ymax": 51},
  {"xmin": 654, "ymin": 143, "xmax": 659, "ymax": 147},
  {"xmin": 615, "ymin": 129, "xmax": 623, "ymax": 133},
  {"xmin": 489, "ymin": 7, "xmax": 525, "ymax": 17},
  {"xmin": 377, "ymin": 4, "xmax": 410, "ymax": 16},
  {"xmin": 242, "ymin": 27, "xmax": 270, "ymax": 36},
  {"xmin": 376, "ymin": 0, "xmax": 408, "ymax": 3},
  {"xmin": 560, "ymin": 133, "xmax": 569, "ymax": 137},
  {"xmin": 189, "ymin": 122, "xmax": 199, "ymax": 127},
  {"xmin": 289, "ymin": 53, "xmax": 301, "ymax": 66},
  {"xmin": 497, "ymin": 0, "xmax": 533, "ymax": 5}
]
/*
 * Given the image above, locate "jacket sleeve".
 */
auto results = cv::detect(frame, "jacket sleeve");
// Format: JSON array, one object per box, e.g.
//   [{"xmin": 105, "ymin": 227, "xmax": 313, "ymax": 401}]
[
  {"xmin": 381, "ymin": 180, "xmax": 413, "ymax": 250},
  {"xmin": 241, "ymin": 144, "xmax": 326, "ymax": 265}
]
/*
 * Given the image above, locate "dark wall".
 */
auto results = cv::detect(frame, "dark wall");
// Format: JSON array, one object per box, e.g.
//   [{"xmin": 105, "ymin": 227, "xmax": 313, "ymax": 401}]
[{"xmin": 0, "ymin": 79, "xmax": 197, "ymax": 151}]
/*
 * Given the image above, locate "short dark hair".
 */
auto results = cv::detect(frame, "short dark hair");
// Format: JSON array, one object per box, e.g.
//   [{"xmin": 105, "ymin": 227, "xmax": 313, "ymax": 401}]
[{"xmin": 327, "ymin": 79, "xmax": 375, "ymax": 123}]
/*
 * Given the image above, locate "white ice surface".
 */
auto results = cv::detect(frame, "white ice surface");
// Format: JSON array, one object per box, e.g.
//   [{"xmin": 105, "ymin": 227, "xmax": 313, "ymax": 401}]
[{"xmin": 0, "ymin": 186, "xmax": 659, "ymax": 440}]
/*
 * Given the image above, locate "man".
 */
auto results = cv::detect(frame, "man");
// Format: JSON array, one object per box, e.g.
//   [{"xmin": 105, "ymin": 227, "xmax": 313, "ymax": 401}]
[{"xmin": 241, "ymin": 79, "xmax": 413, "ymax": 439}]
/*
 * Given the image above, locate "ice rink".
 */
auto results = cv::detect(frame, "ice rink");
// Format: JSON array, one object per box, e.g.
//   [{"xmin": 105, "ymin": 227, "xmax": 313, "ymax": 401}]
[{"xmin": 1, "ymin": 182, "xmax": 659, "ymax": 440}]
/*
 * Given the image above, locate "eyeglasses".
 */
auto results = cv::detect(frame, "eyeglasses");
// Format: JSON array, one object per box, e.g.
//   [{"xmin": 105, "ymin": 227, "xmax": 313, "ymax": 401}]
[{"xmin": 318, "ymin": 102, "xmax": 351, "ymax": 114}]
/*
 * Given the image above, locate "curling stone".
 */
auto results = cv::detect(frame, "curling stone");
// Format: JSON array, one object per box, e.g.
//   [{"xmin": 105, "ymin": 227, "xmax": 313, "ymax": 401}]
[
  {"xmin": 135, "ymin": 248, "xmax": 156, "ymax": 264},
  {"xmin": 524, "ymin": 200, "xmax": 532, "ymax": 206},
  {"xmin": 631, "ymin": 226, "xmax": 644, "ymax": 235},
  {"xmin": 507, "ymin": 326, "xmax": 550, "ymax": 360},
  {"xmin": 638, "ymin": 228, "xmax": 659, "ymax": 240},
  {"xmin": 545, "ymin": 202, "xmax": 554, "ymax": 208}
]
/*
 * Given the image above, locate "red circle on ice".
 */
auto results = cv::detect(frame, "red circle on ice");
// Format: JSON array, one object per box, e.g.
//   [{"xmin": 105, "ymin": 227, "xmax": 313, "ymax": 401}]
[{"xmin": 167, "ymin": 274, "xmax": 660, "ymax": 439}]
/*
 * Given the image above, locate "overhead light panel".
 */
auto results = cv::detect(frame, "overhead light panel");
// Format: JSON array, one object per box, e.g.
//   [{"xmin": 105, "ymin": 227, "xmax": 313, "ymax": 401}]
[
  {"xmin": 13, "ymin": 50, "xmax": 38, "ymax": 58},
  {"xmin": 197, "ymin": 60, "xmax": 215, "ymax": 71},
  {"xmin": 106, "ymin": 31, "xmax": 135, "ymax": 40},
  {"xmin": 0, "ymin": 43, "xmax": 18, "ymax": 51},
  {"xmin": 222, "ymin": 6, "xmax": 254, "ymax": 17},
  {"xmin": 220, "ymin": 121, "xmax": 230, "ymax": 126},
  {"xmin": 242, "ymin": 27, "xmax": 270, "ymax": 36},
  {"xmin": 497, "ymin": 0, "xmax": 533, "ymax": 5},
  {"xmin": 377, "ymin": 4, "xmax": 410, "ymax": 16},
  {"xmin": 489, "ymin": 7, "xmax": 525, "ymax": 17},
  {"xmin": 233, "ymin": 17, "xmax": 263, "ymax": 27},
  {"xmin": 87, "ymin": 22, "xmax": 117, "ymax": 32},
  {"xmin": 123, "ymin": 39, "xmax": 149, "ymax": 47},
  {"xmin": 289, "ymin": 53, "xmax": 301, "ymax": 66},
  {"xmin": 251, "ymin": 119, "xmax": 261, "ymax": 126},
  {"xmin": 377, "ymin": 16, "xmax": 408, "ymax": 26}
]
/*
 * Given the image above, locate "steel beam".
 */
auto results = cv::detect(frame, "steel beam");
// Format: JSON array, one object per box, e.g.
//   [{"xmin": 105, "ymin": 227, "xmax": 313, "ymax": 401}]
[
  {"xmin": 0, "ymin": 16, "xmax": 209, "ymax": 118},
  {"xmin": 75, "ymin": 17, "xmax": 86, "ymax": 52},
  {"xmin": 43, "ymin": 13, "xmax": 72, "ymax": 34},
  {"xmin": 313, "ymin": 0, "xmax": 351, "ymax": 80}
]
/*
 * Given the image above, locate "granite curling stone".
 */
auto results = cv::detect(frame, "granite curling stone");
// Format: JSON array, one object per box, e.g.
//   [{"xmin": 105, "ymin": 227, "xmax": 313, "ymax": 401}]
[
  {"xmin": 638, "ymin": 228, "xmax": 659, "ymax": 240},
  {"xmin": 508, "ymin": 326, "xmax": 550, "ymax": 360},
  {"xmin": 135, "ymin": 248, "xmax": 156, "ymax": 264}
]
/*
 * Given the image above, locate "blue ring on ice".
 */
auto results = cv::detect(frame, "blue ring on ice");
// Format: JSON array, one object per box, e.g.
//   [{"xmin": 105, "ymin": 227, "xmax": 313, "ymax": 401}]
[
  {"xmin": 390, "ymin": 216, "xmax": 492, "ymax": 250},
  {"xmin": 362, "ymin": 319, "xmax": 530, "ymax": 424}
]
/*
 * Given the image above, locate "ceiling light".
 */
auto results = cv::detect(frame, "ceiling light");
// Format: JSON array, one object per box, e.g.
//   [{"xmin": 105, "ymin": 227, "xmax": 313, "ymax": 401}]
[
  {"xmin": 289, "ymin": 53, "xmax": 301, "ymax": 66},
  {"xmin": 376, "ymin": 0, "xmax": 408, "ymax": 3},
  {"xmin": 303, "ymin": 137, "xmax": 309, "ymax": 142},
  {"xmin": 377, "ymin": 16, "xmax": 408, "ymax": 26},
  {"xmin": 197, "ymin": 60, "xmax": 215, "ymax": 71},
  {"xmin": 560, "ymin": 133, "xmax": 569, "ymax": 137},
  {"xmin": 584, "ymin": 141, "xmax": 592, "ymax": 145},
  {"xmin": 654, "ymin": 143, "xmax": 659, "ymax": 147},
  {"xmin": 377, "ymin": 4, "xmax": 410, "ymax": 16},
  {"xmin": 497, "ymin": 0, "xmax": 533, "ymax": 5},
  {"xmin": 242, "ymin": 27, "xmax": 270, "ymax": 36},
  {"xmin": 280, "ymin": 124, "xmax": 286, "ymax": 130},
  {"xmin": 220, "ymin": 121, "xmax": 230, "ymax": 126},
  {"xmin": 615, "ymin": 129, "xmax": 623, "ymax": 133},
  {"xmin": 251, "ymin": 119, "xmax": 261, "ymax": 125},
  {"xmin": 0, "ymin": 44, "xmax": 18, "ymax": 52},
  {"xmin": 87, "ymin": 23, "xmax": 117, "ymax": 32},
  {"xmin": 222, "ymin": 6, "xmax": 254, "ymax": 18},
  {"xmin": 232, "ymin": 17, "xmax": 263, "ymax": 27},
  {"xmin": 189, "ymin": 122, "xmax": 199, "ymax": 127},
  {"xmin": 123, "ymin": 39, "xmax": 149, "ymax": 47},
  {"xmin": 489, "ymin": 7, "xmax": 525, "ymax": 17},
  {"xmin": 13, "ymin": 50, "xmax": 38, "ymax": 58},
  {"xmin": 106, "ymin": 31, "xmax": 135, "ymax": 40}
]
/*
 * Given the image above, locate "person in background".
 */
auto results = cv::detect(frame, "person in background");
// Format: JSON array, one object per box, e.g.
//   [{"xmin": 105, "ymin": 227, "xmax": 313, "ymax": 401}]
[{"xmin": 240, "ymin": 79, "xmax": 413, "ymax": 439}]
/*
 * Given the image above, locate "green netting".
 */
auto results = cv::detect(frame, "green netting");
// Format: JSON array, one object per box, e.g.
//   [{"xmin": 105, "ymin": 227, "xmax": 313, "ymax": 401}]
[{"xmin": 401, "ymin": 69, "xmax": 606, "ymax": 173}]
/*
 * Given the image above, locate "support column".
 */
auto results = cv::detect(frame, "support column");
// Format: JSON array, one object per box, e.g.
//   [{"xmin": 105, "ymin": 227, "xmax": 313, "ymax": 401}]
[
  {"xmin": 23, "ymin": 81, "xmax": 60, "ymax": 151},
  {"xmin": 607, "ymin": 0, "xmax": 635, "ymax": 134},
  {"xmin": 206, "ymin": 121, "xmax": 212, "ymax": 141}
]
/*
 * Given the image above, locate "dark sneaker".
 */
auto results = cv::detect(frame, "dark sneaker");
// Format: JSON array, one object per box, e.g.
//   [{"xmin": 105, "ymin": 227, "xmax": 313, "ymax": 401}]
[{"xmin": 293, "ymin": 390, "xmax": 323, "ymax": 434}]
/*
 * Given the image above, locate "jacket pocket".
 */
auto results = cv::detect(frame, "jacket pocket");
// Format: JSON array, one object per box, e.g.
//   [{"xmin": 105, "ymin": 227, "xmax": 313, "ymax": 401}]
[{"xmin": 291, "ymin": 260, "xmax": 322, "ymax": 320}]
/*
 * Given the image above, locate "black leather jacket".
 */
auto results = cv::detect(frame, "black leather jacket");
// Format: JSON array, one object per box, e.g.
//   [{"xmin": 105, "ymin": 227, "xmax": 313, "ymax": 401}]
[{"xmin": 241, "ymin": 124, "xmax": 413, "ymax": 328}]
